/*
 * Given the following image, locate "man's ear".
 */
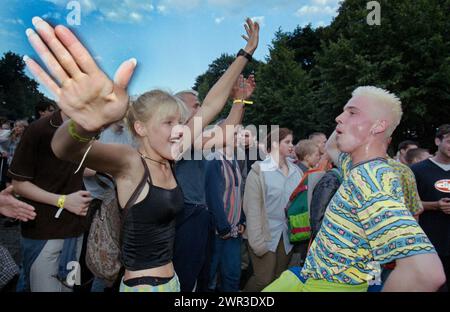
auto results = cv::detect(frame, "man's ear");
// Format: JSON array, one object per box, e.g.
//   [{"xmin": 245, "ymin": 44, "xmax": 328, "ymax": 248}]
[
  {"xmin": 371, "ymin": 120, "xmax": 387, "ymax": 135},
  {"xmin": 134, "ymin": 121, "xmax": 147, "ymax": 137},
  {"xmin": 435, "ymin": 137, "xmax": 441, "ymax": 147}
]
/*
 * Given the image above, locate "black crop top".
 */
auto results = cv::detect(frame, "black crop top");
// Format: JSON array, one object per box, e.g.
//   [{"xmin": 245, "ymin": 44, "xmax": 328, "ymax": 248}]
[{"xmin": 120, "ymin": 157, "xmax": 184, "ymax": 271}]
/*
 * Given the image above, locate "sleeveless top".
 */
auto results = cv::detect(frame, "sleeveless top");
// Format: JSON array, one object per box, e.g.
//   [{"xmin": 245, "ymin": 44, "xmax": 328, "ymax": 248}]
[{"xmin": 120, "ymin": 157, "xmax": 184, "ymax": 271}]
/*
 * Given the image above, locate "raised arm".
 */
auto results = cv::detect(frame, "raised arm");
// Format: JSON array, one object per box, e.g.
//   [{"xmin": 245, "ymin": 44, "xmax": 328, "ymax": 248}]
[
  {"xmin": 23, "ymin": 17, "xmax": 137, "ymax": 177},
  {"xmin": 198, "ymin": 74, "xmax": 256, "ymax": 150},
  {"xmin": 185, "ymin": 18, "xmax": 259, "ymax": 152}
]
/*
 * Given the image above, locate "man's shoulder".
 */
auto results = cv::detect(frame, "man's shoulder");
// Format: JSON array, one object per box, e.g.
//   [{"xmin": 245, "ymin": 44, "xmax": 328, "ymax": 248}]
[
  {"xmin": 23, "ymin": 115, "xmax": 53, "ymax": 138},
  {"xmin": 410, "ymin": 159, "xmax": 432, "ymax": 174},
  {"xmin": 351, "ymin": 158, "xmax": 392, "ymax": 176},
  {"xmin": 387, "ymin": 158, "xmax": 415, "ymax": 179}
]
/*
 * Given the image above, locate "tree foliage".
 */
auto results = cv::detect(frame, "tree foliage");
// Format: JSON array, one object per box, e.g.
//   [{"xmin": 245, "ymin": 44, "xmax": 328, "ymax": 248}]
[
  {"xmin": 0, "ymin": 51, "xmax": 46, "ymax": 120},
  {"xmin": 193, "ymin": 0, "xmax": 450, "ymax": 150}
]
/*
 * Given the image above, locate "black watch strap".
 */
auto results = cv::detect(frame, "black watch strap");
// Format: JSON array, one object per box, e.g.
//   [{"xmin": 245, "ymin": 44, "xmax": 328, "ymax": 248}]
[{"xmin": 237, "ymin": 49, "xmax": 253, "ymax": 62}]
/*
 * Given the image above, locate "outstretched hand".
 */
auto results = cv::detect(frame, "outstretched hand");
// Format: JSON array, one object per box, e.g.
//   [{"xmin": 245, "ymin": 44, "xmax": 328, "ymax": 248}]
[
  {"xmin": 230, "ymin": 74, "xmax": 256, "ymax": 101},
  {"xmin": 0, "ymin": 186, "xmax": 36, "ymax": 222},
  {"xmin": 24, "ymin": 17, "xmax": 137, "ymax": 132},
  {"xmin": 242, "ymin": 18, "xmax": 260, "ymax": 55}
]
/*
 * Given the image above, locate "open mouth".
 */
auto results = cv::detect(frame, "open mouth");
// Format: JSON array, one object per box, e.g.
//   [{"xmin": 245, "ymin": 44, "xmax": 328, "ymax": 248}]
[{"xmin": 170, "ymin": 138, "xmax": 181, "ymax": 144}]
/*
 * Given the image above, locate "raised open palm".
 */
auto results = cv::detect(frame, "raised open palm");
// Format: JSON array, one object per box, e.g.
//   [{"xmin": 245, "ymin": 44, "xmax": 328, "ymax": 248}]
[{"xmin": 24, "ymin": 17, "xmax": 137, "ymax": 132}]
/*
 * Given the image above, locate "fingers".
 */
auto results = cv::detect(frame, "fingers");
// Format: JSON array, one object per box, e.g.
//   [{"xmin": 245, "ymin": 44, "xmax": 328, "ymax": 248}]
[
  {"xmin": 2, "ymin": 185, "xmax": 14, "ymax": 196},
  {"xmin": 54, "ymin": 24, "xmax": 99, "ymax": 74},
  {"xmin": 32, "ymin": 17, "xmax": 82, "ymax": 79},
  {"xmin": 16, "ymin": 206, "xmax": 36, "ymax": 221},
  {"xmin": 245, "ymin": 17, "xmax": 254, "ymax": 33},
  {"xmin": 78, "ymin": 190, "xmax": 92, "ymax": 197},
  {"xmin": 114, "ymin": 58, "xmax": 137, "ymax": 89},
  {"xmin": 247, "ymin": 75, "xmax": 256, "ymax": 88},
  {"xmin": 81, "ymin": 205, "xmax": 89, "ymax": 216},
  {"xmin": 26, "ymin": 27, "xmax": 69, "ymax": 85},
  {"xmin": 244, "ymin": 23, "xmax": 251, "ymax": 38},
  {"xmin": 23, "ymin": 55, "xmax": 60, "ymax": 97}
]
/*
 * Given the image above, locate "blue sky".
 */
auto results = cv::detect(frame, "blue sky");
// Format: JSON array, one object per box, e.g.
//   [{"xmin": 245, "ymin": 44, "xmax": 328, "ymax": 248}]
[{"xmin": 0, "ymin": 0, "xmax": 341, "ymax": 99}]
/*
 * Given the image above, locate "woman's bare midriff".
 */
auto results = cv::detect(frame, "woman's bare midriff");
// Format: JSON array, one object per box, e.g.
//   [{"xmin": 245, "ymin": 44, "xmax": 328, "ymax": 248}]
[{"xmin": 123, "ymin": 262, "xmax": 175, "ymax": 282}]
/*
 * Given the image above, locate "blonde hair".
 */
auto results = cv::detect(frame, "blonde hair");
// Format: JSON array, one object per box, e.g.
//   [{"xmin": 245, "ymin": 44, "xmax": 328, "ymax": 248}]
[
  {"xmin": 126, "ymin": 90, "xmax": 188, "ymax": 137},
  {"xmin": 295, "ymin": 139, "xmax": 319, "ymax": 161},
  {"xmin": 10, "ymin": 119, "xmax": 29, "ymax": 141},
  {"xmin": 352, "ymin": 86, "xmax": 403, "ymax": 137}
]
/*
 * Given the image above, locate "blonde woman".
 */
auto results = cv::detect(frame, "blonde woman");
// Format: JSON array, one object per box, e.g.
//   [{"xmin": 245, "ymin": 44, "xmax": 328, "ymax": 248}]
[{"xmin": 24, "ymin": 17, "xmax": 259, "ymax": 292}]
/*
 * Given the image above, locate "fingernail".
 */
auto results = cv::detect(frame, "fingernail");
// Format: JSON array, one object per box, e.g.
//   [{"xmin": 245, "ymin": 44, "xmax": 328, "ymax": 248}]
[
  {"xmin": 23, "ymin": 55, "xmax": 30, "ymax": 62},
  {"xmin": 32, "ymin": 16, "xmax": 43, "ymax": 25},
  {"xmin": 25, "ymin": 28, "xmax": 34, "ymax": 37},
  {"xmin": 129, "ymin": 58, "xmax": 137, "ymax": 66},
  {"xmin": 32, "ymin": 16, "xmax": 43, "ymax": 28}
]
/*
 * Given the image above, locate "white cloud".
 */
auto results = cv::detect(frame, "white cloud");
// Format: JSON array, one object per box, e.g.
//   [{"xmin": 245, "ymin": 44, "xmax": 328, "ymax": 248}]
[
  {"xmin": 296, "ymin": 5, "xmax": 337, "ymax": 16},
  {"xmin": 42, "ymin": 12, "xmax": 62, "ymax": 20},
  {"xmin": 5, "ymin": 18, "xmax": 24, "ymax": 26},
  {"xmin": 316, "ymin": 20, "xmax": 326, "ymax": 27},
  {"xmin": 129, "ymin": 12, "xmax": 143, "ymax": 22},
  {"xmin": 157, "ymin": 5, "xmax": 167, "ymax": 13},
  {"xmin": 214, "ymin": 16, "xmax": 225, "ymax": 24},
  {"xmin": 312, "ymin": 0, "xmax": 340, "ymax": 5},
  {"xmin": 156, "ymin": 0, "xmax": 293, "ymax": 14},
  {"xmin": 46, "ymin": 0, "xmax": 155, "ymax": 23},
  {"xmin": 0, "ymin": 28, "xmax": 19, "ymax": 38},
  {"xmin": 250, "ymin": 16, "xmax": 265, "ymax": 28},
  {"xmin": 158, "ymin": 0, "xmax": 201, "ymax": 11}
]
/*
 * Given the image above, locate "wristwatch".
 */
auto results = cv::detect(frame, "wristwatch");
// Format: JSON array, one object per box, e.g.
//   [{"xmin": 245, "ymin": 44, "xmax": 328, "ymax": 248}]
[{"xmin": 237, "ymin": 49, "xmax": 253, "ymax": 62}]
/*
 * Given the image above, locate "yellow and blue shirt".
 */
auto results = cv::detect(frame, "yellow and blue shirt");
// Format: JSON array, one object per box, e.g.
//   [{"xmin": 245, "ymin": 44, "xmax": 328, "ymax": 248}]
[{"xmin": 300, "ymin": 153, "xmax": 435, "ymax": 285}]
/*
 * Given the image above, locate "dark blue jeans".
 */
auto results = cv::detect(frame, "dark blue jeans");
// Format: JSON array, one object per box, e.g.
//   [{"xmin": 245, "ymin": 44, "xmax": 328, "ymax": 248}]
[{"xmin": 209, "ymin": 235, "xmax": 242, "ymax": 292}]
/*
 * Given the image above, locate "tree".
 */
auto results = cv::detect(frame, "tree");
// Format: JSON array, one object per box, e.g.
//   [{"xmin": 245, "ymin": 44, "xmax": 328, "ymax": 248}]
[
  {"xmin": 248, "ymin": 31, "xmax": 313, "ymax": 139},
  {"xmin": 311, "ymin": 0, "xmax": 450, "ymax": 150},
  {"xmin": 0, "ymin": 52, "xmax": 45, "ymax": 119},
  {"xmin": 192, "ymin": 0, "xmax": 450, "ymax": 149}
]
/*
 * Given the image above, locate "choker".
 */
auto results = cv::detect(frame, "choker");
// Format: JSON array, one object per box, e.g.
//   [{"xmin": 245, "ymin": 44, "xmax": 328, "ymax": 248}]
[{"xmin": 139, "ymin": 152, "xmax": 169, "ymax": 167}]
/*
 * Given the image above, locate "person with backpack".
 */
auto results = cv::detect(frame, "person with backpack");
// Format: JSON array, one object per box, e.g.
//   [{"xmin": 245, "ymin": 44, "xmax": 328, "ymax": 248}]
[
  {"xmin": 242, "ymin": 128, "xmax": 302, "ymax": 292},
  {"xmin": 294, "ymin": 139, "xmax": 321, "ymax": 174},
  {"xmin": 24, "ymin": 16, "xmax": 259, "ymax": 292},
  {"xmin": 82, "ymin": 120, "xmax": 137, "ymax": 292}
]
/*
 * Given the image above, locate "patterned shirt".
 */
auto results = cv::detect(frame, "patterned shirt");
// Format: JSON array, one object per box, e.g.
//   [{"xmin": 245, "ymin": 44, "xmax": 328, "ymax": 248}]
[
  {"xmin": 301, "ymin": 153, "xmax": 435, "ymax": 285},
  {"xmin": 340, "ymin": 155, "xmax": 423, "ymax": 216}
]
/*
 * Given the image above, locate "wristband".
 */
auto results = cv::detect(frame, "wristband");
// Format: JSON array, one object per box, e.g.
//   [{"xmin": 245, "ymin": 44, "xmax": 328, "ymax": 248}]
[
  {"xmin": 233, "ymin": 99, "xmax": 254, "ymax": 105},
  {"xmin": 54, "ymin": 195, "xmax": 66, "ymax": 219},
  {"xmin": 236, "ymin": 49, "xmax": 253, "ymax": 62},
  {"xmin": 68, "ymin": 120, "xmax": 99, "ymax": 143}
]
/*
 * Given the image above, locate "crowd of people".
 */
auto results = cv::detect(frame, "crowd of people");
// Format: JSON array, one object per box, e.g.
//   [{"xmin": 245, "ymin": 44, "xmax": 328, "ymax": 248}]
[{"xmin": 0, "ymin": 16, "xmax": 449, "ymax": 293}]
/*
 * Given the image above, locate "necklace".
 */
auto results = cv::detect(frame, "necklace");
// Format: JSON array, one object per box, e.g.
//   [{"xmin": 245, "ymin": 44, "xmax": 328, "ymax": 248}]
[{"xmin": 139, "ymin": 151, "xmax": 169, "ymax": 167}]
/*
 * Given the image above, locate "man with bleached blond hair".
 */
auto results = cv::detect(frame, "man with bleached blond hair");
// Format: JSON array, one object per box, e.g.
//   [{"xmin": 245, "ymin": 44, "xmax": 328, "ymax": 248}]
[{"xmin": 264, "ymin": 86, "xmax": 445, "ymax": 292}]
